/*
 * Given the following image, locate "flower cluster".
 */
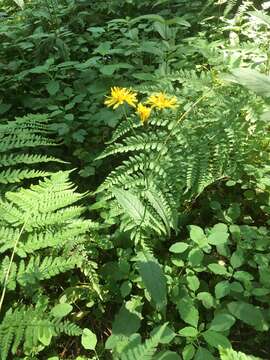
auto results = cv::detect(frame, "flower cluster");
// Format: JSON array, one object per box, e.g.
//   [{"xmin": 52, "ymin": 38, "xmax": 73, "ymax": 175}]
[
  {"xmin": 104, "ymin": 87, "xmax": 138, "ymax": 109},
  {"xmin": 104, "ymin": 86, "xmax": 177, "ymax": 125}
]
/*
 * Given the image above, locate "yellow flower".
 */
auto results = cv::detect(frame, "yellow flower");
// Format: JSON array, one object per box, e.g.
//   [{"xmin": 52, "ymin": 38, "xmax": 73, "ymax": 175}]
[
  {"xmin": 104, "ymin": 87, "xmax": 138, "ymax": 109},
  {"xmin": 146, "ymin": 92, "xmax": 177, "ymax": 110},
  {"xmin": 137, "ymin": 103, "xmax": 151, "ymax": 124}
]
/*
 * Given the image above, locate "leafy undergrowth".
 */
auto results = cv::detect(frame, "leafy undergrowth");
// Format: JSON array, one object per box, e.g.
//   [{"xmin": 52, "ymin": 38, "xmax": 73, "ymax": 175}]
[{"xmin": 0, "ymin": 0, "xmax": 270, "ymax": 359}]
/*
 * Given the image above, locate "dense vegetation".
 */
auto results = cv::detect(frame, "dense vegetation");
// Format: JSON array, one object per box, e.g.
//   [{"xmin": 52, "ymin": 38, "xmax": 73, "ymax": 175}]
[{"xmin": 0, "ymin": 0, "xmax": 269, "ymax": 359}]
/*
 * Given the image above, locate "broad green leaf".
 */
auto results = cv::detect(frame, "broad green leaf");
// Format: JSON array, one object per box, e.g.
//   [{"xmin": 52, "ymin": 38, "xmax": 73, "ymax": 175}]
[
  {"xmin": 30, "ymin": 64, "xmax": 50, "ymax": 74},
  {"xmin": 186, "ymin": 275, "xmax": 200, "ymax": 292},
  {"xmin": 252, "ymin": 288, "xmax": 270, "ymax": 296},
  {"xmin": 230, "ymin": 281, "xmax": 244, "ymax": 293},
  {"xmin": 169, "ymin": 242, "xmax": 189, "ymax": 253},
  {"xmin": 215, "ymin": 281, "xmax": 230, "ymax": 299},
  {"xmin": 230, "ymin": 250, "xmax": 245, "ymax": 268},
  {"xmin": 81, "ymin": 328, "xmax": 97, "ymax": 350},
  {"xmin": 202, "ymin": 330, "xmax": 230, "ymax": 349},
  {"xmin": 189, "ymin": 225, "xmax": 207, "ymax": 246},
  {"xmin": 94, "ymin": 41, "xmax": 112, "ymax": 56},
  {"xmin": 208, "ymin": 224, "xmax": 229, "ymax": 245},
  {"xmin": 210, "ymin": 313, "xmax": 236, "ymax": 332},
  {"xmin": 137, "ymin": 255, "xmax": 167, "ymax": 310},
  {"xmin": 112, "ymin": 302, "xmax": 141, "ymax": 336},
  {"xmin": 197, "ymin": 292, "xmax": 214, "ymax": 309},
  {"xmin": 188, "ymin": 248, "xmax": 204, "ymax": 266},
  {"xmin": 179, "ymin": 326, "xmax": 198, "ymax": 337},
  {"xmin": 51, "ymin": 303, "xmax": 73, "ymax": 318},
  {"xmin": 177, "ymin": 297, "xmax": 199, "ymax": 327},
  {"xmin": 208, "ymin": 231, "xmax": 228, "ymax": 245},
  {"xmin": 259, "ymin": 266, "xmax": 270, "ymax": 286},
  {"xmin": 233, "ymin": 271, "xmax": 254, "ymax": 283},
  {"xmin": 227, "ymin": 302, "xmax": 267, "ymax": 330},
  {"xmin": 46, "ymin": 80, "xmax": 60, "ymax": 96},
  {"xmin": 230, "ymin": 68, "xmax": 270, "ymax": 97},
  {"xmin": 120, "ymin": 281, "xmax": 132, "ymax": 298},
  {"xmin": 195, "ymin": 348, "xmax": 216, "ymax": 360},
  {"xmin": 208, "ymin": 263, "xmax": 228, "ymax": 275},
  {"xmin": 182, "ymin": 344, "xmax": 196, "ymax": 360}
]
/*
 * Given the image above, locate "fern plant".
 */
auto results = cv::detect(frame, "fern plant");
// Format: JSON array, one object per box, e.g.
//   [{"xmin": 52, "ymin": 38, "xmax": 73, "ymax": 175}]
[
  {"xmin": 0, "ymin": 113, "xmax": 65, "ymax": 187},
  {"xmin": 0, "ymin": 114, "xmax": 100, "ymax": 359},
  {"xmin": 98, "ymin": 78, "xmax": 267, "ymax": 243},
  {"xmin": 219, "ymin": 347, "xmax": 263, "ymax": 360}
]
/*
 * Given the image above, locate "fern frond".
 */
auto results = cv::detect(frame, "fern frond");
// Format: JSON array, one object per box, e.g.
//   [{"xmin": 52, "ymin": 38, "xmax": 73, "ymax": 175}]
[
  {"xmin": 100, "ymin": 79, "xmax": 266, "ymax": 242},
  {"xmin": 0, "ymin": 114, "xmax": 62, "ymax": 185},
  {"xmin": 120, "ymin": 323, "xmax": 168, "ymax": 360},
  {"xmin": 0, "ymin": 169, "xmax": 53, "ymax": 184},
  {"xmin": 0, "ymin": 153, "xmax": 66, "ymax": 167},
  {"xmin": 0, "ymin": 306, "xmax": 83, "ymax": 360}
]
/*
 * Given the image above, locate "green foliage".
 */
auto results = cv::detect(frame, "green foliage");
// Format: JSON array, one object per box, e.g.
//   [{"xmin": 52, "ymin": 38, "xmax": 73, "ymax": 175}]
[
  {"xmin": 219, "ymin": 347, "xmax": 262, "ymax": 360},
  {"xmin": 0, "ymin": 305, "xmax": 82, "ymax": 360},
  {"xmin": 0, "ymin": 114, "xmax": 64, "ymax": 186},
  {"xmin": 0, "ymin": 115, "xmax": 100, "ymax": 359},
  {"xmin": 0, "ymin": 0, "xmax": 270, "ymax": 359}
]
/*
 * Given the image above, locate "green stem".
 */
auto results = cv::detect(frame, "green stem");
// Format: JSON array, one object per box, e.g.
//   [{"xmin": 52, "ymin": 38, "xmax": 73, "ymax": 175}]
[{"xmin": 0, "ymin": 217, "xmax": 28, "ymax": 314}]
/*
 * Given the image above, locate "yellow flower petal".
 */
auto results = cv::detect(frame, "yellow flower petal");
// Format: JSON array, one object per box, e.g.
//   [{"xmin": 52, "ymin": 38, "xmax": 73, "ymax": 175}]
[
  {"xmin": 146, "ymin": 92, "xmax": 177, "ymax": 110},
  {"xmin": 104, "ymin": 87, "xmax": 138, "ymax": 109},
  {"xmin": 137, "ymin": 103, "xmax": 151, "ymax": 124}
]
